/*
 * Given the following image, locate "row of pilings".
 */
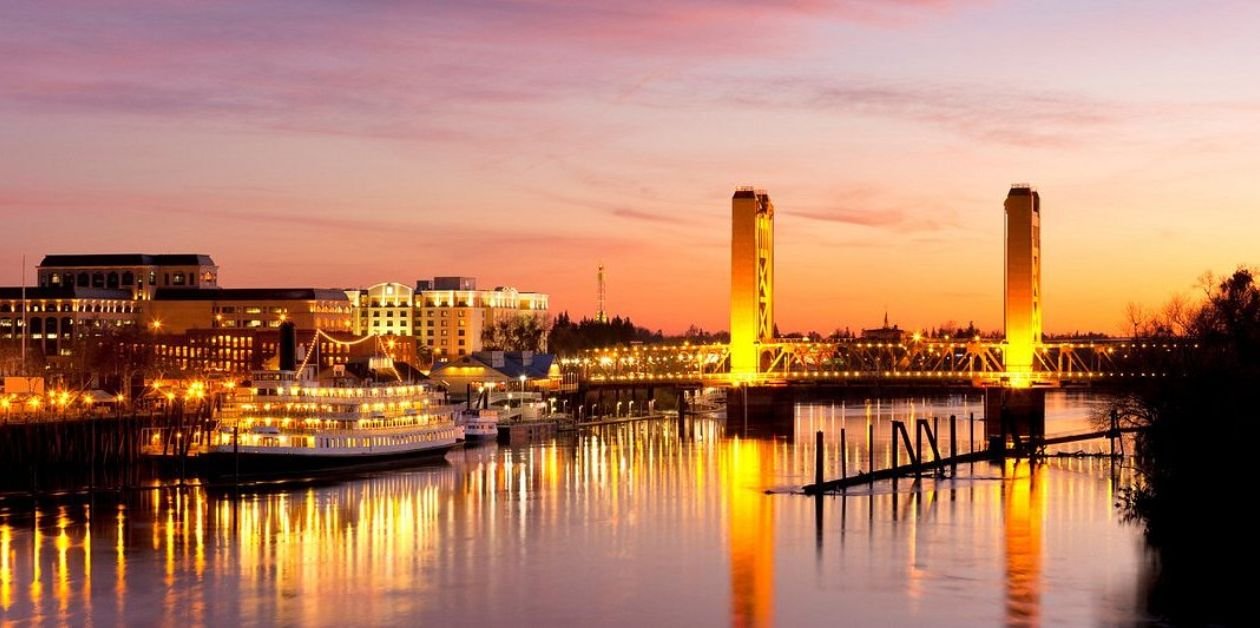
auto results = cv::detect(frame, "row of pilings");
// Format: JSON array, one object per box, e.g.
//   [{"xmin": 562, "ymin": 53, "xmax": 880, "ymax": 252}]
[{"xmin": 0, "ymin": 402, "xmax": 213, "ymax": 498}]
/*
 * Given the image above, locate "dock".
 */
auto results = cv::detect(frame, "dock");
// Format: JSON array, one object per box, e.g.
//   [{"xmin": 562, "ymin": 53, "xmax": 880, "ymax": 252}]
[{"xmin": 802, "ymin": 417, "xmax": 1141, "ymax": 495}]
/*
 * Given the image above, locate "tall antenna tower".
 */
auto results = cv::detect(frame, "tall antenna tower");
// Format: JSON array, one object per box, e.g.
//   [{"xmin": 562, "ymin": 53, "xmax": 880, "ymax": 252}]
[{"xmin": 596, "ymin": 263, "xmax": 608, "ymax": 323}]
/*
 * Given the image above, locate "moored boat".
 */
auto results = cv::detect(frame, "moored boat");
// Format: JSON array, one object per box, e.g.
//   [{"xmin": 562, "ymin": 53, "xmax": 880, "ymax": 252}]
[{"xmin": 203, "ymin": 368, "xmax": 461, "ymax": 478}]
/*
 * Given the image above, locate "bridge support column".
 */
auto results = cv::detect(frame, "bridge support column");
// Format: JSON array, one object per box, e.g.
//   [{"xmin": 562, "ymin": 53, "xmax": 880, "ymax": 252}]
[
  {"xmin": 726, "ymin": 386, "xmax": 795, "ymax": 438},
  {"xmin": 985, "ymin": 388, "xmax": 1045, "ymax": 442}
]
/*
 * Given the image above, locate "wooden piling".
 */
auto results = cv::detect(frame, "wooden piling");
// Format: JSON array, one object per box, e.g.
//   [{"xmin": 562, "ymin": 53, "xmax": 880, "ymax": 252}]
[
  {"xmin": 840, "ymin": 428, "xmax": 847, "ymax": 481},
  {"xmin": 969, "ymin": 412, "xmax": 975, "ymax": 453},
  {"xmin": 949, "ymin": 415, "xmax": 957, "ymax": 468},
  {"xmin": 867, "ymin": 422, "xmax": 874, "ymax": 486},
  {"xmin": 815, "ymin": 431, "xmax": 824, "ymax": 488},
  {"xmin": 891, "ymin": 421, "xmax": 900, "ymax": 489}
]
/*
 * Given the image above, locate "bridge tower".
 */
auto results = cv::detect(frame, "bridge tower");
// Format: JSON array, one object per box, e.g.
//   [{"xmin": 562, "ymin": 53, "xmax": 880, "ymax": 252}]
[
  {"xmin": 1004, "ymin": 184, "xmax": 1042, "ymax": 382},
  {"xmin": 730, "ymin": 187, "xmax": 774, "ymax": 377}
]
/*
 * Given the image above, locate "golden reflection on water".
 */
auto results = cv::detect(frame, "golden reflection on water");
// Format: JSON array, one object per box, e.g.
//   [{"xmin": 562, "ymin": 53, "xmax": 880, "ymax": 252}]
[
  {"xmin": 0, "ymin": 411, "xmax": 1139, "ymax": 626},
  {"xmin": 725, "ymin": 437, "xmax": 775, "ymax": 628},
  {"xmin": 1003, "ymin": 459, "xmax": 1046, "ymax": 628}
]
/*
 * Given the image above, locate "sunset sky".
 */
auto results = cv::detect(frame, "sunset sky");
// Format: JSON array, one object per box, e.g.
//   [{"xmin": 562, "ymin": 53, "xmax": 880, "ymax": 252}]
[{"xmin": 3, "ymin": 1, "xmax": 1259, "ymax": 335}]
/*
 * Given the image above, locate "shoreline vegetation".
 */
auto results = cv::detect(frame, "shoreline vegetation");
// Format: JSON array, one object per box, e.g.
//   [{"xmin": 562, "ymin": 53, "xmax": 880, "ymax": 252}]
[{"xmin": 1111, "ymin": 267, "xmax": 1255, "ymax": 625}]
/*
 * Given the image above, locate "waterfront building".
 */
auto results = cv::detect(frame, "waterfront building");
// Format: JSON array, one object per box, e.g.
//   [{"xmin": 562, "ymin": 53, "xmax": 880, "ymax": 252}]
[
  {"xmin": 37, "ymin": 254, "xmax": 218, "ymax": 300},
  {"xmin": 415, "ymin": 277, "xmax": 549, "ymax": 361},
  {"xmin": 0, "ymin": 286, "xmax": 138, "ymax": 359},
  {"xmin": 145, "ymin": 288, "xmax": 352, "ymax": 335},
  {"xmin": 428, "ymin": 350, "xmax": 557, "ymax": 396},
  {"xmin": 141, "ymin": 328, "xmax": 412, "ymax": 374},
  {"xmin": 345, "ymin": 282, "xmax": 414, "ymax": 337}
]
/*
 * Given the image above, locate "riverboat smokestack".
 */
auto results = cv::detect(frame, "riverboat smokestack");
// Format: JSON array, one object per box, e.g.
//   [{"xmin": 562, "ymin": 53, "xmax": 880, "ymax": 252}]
[{"xmin": 279, "ymin": 321, "xmax": 297, "ymax": 371}]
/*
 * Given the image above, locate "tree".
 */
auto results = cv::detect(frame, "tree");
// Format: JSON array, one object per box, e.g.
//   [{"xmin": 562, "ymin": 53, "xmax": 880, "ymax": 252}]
[
  {"xmin": 1116, "ymin": 267, "xmax": 1255, "ymax": 624},
  {"xmin": 546, "ymin": 310, "xmax": 664, "ymax": 355},
  {"xmin": 481, "ymin": 315, "xmax": 547, "ymax": 352}
]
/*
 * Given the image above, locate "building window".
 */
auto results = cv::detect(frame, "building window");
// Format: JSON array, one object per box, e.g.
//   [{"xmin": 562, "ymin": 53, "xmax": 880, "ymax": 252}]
[{"xmin": 457, "ymin": 329, "xmax": 465, "ymax": 337}]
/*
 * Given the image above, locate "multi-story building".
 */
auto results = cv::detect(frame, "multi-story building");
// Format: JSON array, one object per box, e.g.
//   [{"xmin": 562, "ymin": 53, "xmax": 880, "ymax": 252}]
[
  {"xmin": 415, "ymin": 277, "xmax": 549, "ymax": 361},
  {"xmin": 37, "ymin": 254, "xmax": 219, "ymax": 300},
  {"xmin": 0, "ymin": 286, "xmax": 138, "ymax": 360},
  {"xmin": 145, "ymin": 288, "xmax": 353, "ymax": 335},
  {"xmin": 343, "ymin": 277, "xmax": 550, "ymax": 363},
  {"xmin": 345, "ymin": 282, "xmax": 414, "ymax": 337},
  {"xmin": 146, "ymin": 328, "xmax": 411, "ymax": 374}
]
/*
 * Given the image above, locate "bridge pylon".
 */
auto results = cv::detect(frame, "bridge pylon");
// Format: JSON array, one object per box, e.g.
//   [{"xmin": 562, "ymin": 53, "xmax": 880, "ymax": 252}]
[
  {"xmin": 1004, "ymin": 184, "xmax": 1042, "ymax": 386},
  {"xmin": 730, "ymin": 187, "xmax": 774, "ymax": 378}
]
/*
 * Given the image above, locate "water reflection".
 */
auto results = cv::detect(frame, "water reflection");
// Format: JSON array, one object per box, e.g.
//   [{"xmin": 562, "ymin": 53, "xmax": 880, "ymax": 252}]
[
  {"xmin": 1003, "ymin": 459, "xmax": 1045, "ymax": 627},
  {"xmin": 0, "ymin": 395, "xmax": 1145, "ymax": 625},
  {"xmin": 726, "ymin": 438, "xmax": 774, "ymax": 628}
]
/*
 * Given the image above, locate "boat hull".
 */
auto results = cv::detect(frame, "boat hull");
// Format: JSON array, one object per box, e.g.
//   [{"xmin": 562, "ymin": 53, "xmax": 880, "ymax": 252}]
[{"xmin": 201, "ymin": 442, "xmax": 459, "ymax": 479}]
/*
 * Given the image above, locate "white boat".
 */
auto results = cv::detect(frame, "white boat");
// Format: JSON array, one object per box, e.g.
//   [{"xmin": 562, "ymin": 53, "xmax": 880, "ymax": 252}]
[
  {"xmin": 203, "ymin": 369, "xmax": 461, "ymax": 477},
  {"xmin": 459, "ymin": 408, "xmax": 499, "ymax": 440}
]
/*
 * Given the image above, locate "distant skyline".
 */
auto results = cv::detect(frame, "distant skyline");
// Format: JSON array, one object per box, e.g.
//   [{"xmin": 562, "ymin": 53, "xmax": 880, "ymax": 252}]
[{"xmin": 4, "ymin": 1, "xmax": 1259, "ymax": 335}]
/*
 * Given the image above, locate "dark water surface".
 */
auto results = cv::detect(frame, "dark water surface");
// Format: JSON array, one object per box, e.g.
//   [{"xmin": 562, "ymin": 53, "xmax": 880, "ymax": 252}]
[{"xmin": 0, "ymin": 392, "xmax": 1150, "ymax": 626}]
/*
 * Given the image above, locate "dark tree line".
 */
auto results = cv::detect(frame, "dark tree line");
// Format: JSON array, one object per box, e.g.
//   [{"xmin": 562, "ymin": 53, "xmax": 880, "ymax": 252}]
[
  {"xmin": 547, "ymin": 312, "xmax": 663, "ymax": 355},
  {"xmin": 1115, "ymin": 266, "xmax": 1255, "ymax": 625}
]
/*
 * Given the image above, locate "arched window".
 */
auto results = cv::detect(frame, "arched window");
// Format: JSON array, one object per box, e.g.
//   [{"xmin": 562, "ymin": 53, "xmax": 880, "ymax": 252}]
[
  {"xmin": 29, "ymin": 317, "xmax": 42, "ymax": 336},
  {"xmin": 91, "ymin": 272, "xmax": 104, "ymax": 288},
  {"xmin": 107, "ymin": 272, "xmax": 119, "ymax": 289},
  {"xmin": 61, "ymin": 317, "xmax": 73, "ymax": 338},
  {"xmin": 122, "ymin": 271, "xmax": 135, "ymax": 286},
  {"xmin": 77, "ymin": 272, "xmax": 89, "ymax": 287}
]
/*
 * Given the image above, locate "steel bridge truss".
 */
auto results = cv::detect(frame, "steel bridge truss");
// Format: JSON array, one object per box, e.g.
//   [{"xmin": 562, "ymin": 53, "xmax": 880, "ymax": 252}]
[{"xmin": 566, "ymin": 339, "xmax": 1178, "ymax": 385}]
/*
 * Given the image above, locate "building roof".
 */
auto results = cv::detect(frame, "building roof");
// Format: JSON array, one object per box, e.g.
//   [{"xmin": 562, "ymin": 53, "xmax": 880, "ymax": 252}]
[
  {"xmin": 430, "ymin": 351, "xmax": 555, "ymax": 381},
  {"xmin": 0, "ymin": 286, "xmax": 132, "ymax": 300},
  {"xmin": 39, "ymin": 254, "xmax": 216, "ymax": 267},
  {"xmin": 154, "ymin": 288, "xmax": 349, "ymax": 302}
]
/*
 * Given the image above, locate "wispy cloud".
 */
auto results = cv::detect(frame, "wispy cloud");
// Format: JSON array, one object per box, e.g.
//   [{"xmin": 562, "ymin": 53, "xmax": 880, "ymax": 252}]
[
  {"xmin": 721, "ymin": 77, "xmax": 1126, "ymax": 147},
  {"xmin": 0, "ymin": 1, "xmax": 975, "ymax": 141}
]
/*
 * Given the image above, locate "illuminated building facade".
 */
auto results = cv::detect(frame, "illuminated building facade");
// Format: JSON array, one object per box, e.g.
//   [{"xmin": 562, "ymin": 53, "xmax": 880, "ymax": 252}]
[
  {"xmin": 144, "ymin": 329, "xmax": 399, "ymax": 374},
  {"xmin": 36, "ymin": 254, "xmax": 218, "ymax": 300},
  {"xmin": 346, "ymin": 282, "xmax": 414, "ymax": 337},
  {"xmin": 146, "ymin": 288, "xmax": 352, "ymax": 335},
  {"xmin": 415, "ymin": 277, "xmax": 549, "ymax": 361},
  {"xmin": 1004, "ymin": 185, "xmax": 1042, "ymax": 377},
  {"xmin": 730, "ymin": 187, "xmax": 774, "ymax": 376},
  {"xmin": 0, "ymin": 287, "xmax": 137, "ymax": 357}
]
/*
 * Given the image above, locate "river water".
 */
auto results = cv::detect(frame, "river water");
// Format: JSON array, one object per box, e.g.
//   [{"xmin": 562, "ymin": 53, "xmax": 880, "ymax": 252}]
[{"xmin": 0, "ymin": 392, "xmax": 1151, "ymax": 626}]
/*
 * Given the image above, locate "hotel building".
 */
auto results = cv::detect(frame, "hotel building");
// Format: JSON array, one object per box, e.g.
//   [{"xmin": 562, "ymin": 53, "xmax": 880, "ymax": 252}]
[
  {"xmin": 344, "ymin": 277, "xmax": 550, "ymax": 362},
  {"xmin": 415, "ymin": 277, "xmax": 549, "ymax": 361}
]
